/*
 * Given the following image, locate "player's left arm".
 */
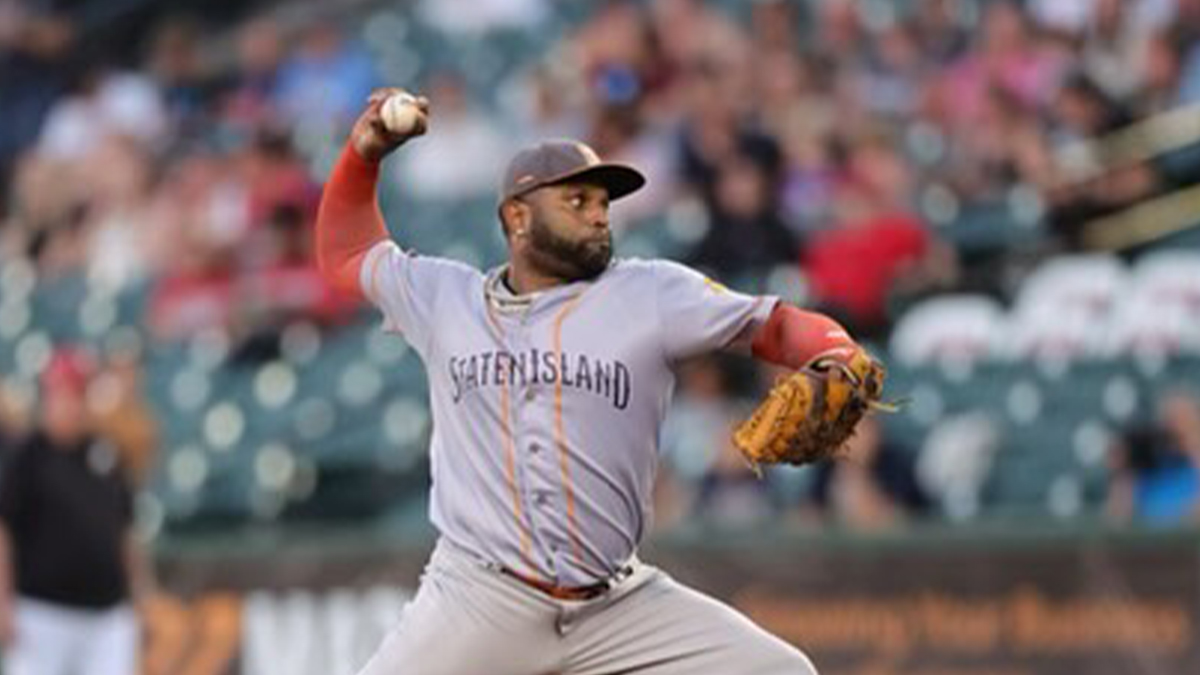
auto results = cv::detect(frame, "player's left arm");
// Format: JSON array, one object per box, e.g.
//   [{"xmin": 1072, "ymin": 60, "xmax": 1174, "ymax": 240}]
[
  {"xmin": 652, "ymin": 260, "xmax": 861, "ymax": 364},
  {"xmin": 749, "ymin": 303, "xmax": 859, "ymax": 370}
]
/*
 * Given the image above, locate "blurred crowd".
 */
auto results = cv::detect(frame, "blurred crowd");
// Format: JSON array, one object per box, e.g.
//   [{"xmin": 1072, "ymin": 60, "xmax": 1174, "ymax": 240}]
[
  {"xmin": 2, "ymin": 0, "xmax": 1200, "ymax": 533},
  {"xmin": 7, "ymin": 0, "xmax": 1200, "ymax": 338}
]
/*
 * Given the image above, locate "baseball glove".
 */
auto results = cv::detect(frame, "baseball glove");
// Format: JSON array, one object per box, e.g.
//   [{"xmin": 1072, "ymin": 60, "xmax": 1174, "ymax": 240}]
[{"xmin": 732, "ymin": 349, "xmax": 890, "ymax": 473}]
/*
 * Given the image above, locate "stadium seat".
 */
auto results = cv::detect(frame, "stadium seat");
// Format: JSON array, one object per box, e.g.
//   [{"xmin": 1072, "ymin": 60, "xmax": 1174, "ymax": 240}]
[
  {"xmin": 1100, "ymin": 293, "xmax": 1200, "ymax": 357},
  {"xmin": 889, "ymin": 294, "xmax": 1005, "ymax": 365},
  {"xmin": 1015, "ymin": 253, "xmax": 1126, "ymax": 316},
  {"xmin": 1002, "ymin": 302, "xmax": 1101, "ymax": 359},
  {"xmin": 1131, "ymin": 249, "xmax": 1200, "ymax": 313}
]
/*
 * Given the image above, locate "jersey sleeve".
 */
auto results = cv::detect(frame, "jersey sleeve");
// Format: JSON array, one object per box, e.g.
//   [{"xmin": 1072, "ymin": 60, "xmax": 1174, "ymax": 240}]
[
  {"xmin": 652, "ymin": 260, "xmax": 778, "ymax": 360},
  {"xmin": 359, "ymin": 240, "xmax": 478, "ymax": 355}
]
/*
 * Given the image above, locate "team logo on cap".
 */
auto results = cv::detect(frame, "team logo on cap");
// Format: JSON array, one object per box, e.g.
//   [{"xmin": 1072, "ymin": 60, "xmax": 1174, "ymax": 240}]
[{"xmin": 573, "ymin": 142, "xmax": 601, "ymax": 165}]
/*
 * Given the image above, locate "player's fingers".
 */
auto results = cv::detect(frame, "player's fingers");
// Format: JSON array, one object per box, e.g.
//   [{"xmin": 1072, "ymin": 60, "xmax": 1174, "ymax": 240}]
[
  {"xmin": 367, "ymin": 87, "xmax": 405, "ymax": 104},
  {"xmin": 414, "ymin": 96, "xmax": 430, "ymax": 113}
]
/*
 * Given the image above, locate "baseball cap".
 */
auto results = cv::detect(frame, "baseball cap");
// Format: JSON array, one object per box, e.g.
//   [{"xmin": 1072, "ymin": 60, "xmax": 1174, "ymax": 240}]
[
  {"xmin": 501, "ymin": 140, "xmax": 646, "ymax": 203},
  {"xmin": 41, "ymin": 347, "xmax": 96, "ymax": 396}
]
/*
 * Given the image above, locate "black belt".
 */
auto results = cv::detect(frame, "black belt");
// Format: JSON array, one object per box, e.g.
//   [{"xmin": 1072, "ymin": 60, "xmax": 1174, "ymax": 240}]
[{"xmin": 499, "ymin": 565, "xmax": 634, "ymax": 601}]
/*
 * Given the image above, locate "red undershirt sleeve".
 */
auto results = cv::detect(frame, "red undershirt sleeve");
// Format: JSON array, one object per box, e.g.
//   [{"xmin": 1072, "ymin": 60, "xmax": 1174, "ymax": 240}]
[
  {"xmin": 750, "ymin": 303, "xmax": 857, "ymax": 370},
  {"xmin": 314, "ymin": 144, "xmax": 390, "ymax": 298}
]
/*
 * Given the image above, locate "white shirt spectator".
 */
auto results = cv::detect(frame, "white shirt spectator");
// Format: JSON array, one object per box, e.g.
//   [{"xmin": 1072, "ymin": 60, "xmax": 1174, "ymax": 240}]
[
  {"xmin": 397, "ymin": 109, "xmax": 513, "ymax": 201},
  {"xmin": 38, "ymin": 72, "xmax": 165, "ymax": 160},
  {"xmin": 419, "ymin": 0, "xmax": 548, "ymax": 35}
]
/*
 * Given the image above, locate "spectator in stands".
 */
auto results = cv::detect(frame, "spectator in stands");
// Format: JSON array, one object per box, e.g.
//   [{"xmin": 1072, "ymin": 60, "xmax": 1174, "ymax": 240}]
[
  {"xmin": 232, "ymin": 202, "xmax": 357, "ymax": 362},
  {"xmin": 1044, "ymin": 72, "xmax": 1162, "ymax": 246},
  {"xmin": 80, "ymin": 134, "xmax": 159, "ymax": 292},
  {"xmin": 855, "ymin": 21, "xmax": 926, "ymax": 120},
  {"xmin": 219, "ymin": 17, "xmax": 287, "ymax": 131},
  {"xmin": 802, "ymin": 135, "xmax": 948, "ymax": 338},
  {"xmin": 0, "ymin": 348, "xmax": 152, "ymax": 675},
  {"xmin": 1079, "ymin": 0, "xmax": 1169, "ymax": 102},
  {"xmin": 678, "ymin": 63, "xmax": 781, "ymax": 205},
  {"xmin": 1140, "ymin": 28, "xmax": 1193, "ymax": 113},
  {"xmin": 236, "ymin": 126, "xmax": 320, "ymax": 241},
  {"xmin": 1049, "ymin": 72, "xmax": 1134, "ymax": 145},
  {"xmin": 943, "ymin": 84, "xmax": 1054, "ymax": 200},
  {"xmin": 146, "ymin": 215, "xmax": 236, "ymax": 342},
  {"xmin": 810, "ymin": 0, "xmax": 867, "ymax": 67},
  {"xmin": 0, "ymin": 0, "xmax": 79, "ymax": 203},
  {"xmin": 748, "ymin": 0, "xmax": 800, "ymax": 55},
  {"xmin": 1, "ymin": 151, "xmax": 86, "ymax": 277},
  {"xmin": 276, "ymin": 19, "xmax": 377, "ymax": 130},
  {"xmin": 913, "ymin": 0, "xmax": 969, "ymax": 66},
  {"xmin": 508, "ymin": 64, "xmax": 588, "ymax": 144},
  {"xmin": 660, "ymin": 356, "xmax": 776, "ymax": 527},
  {"xmin": 397, "ymin": 71, "xmax": 514, "ymax": 201},
  {"xmin": 144, "ymin": 16, "xmax": 221, "ymax": 141},
  {"xmin": 938, "ymin": 1, "xmax": 1064, "ymax": 129},
  {"xmin": 1107, "ymin": 390, "xmax": 1200, "ymax": 526},
  {"xmin": 35, "ymin": 63, "xmax": 166, "ymax": 162},
  {"xmin": 649, "ymin": 0, "xmax": 747, "ymax": 78},
  {"xmin": 419, "ymin": 0, "xmax": 549, "ymax": 36},
  {"xmin": 687, "ymin": 151, "xmax": 798, "ymax": 282},
  {"xmin": 804, "ymin": 417, "xmax": 931, "ymax": 530}
]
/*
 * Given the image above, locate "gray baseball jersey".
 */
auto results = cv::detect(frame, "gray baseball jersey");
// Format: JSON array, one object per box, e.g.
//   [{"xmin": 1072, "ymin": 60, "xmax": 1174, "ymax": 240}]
[{"xmin": 360, "ymin": 240, "xmax": 777, "ymax": 587}]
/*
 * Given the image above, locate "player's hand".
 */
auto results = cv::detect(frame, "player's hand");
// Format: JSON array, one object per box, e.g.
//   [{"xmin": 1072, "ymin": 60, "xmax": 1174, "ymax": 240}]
[{"xmin": 351, "ymin": 87, "xmax": 430, "ymax": 163}]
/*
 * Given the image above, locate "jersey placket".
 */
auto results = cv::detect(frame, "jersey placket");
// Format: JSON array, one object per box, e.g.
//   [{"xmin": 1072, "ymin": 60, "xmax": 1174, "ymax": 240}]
[
  {"xmin": 480, "ymin": 295, "xmax": 542, "ymax": 578},
  {"xmin": 487, "ymin": 304, "xmax": 554, "ymax": 580},
  {"xmin": 510, "ymin": 293, "xmax": 584, "ymax": 583}
]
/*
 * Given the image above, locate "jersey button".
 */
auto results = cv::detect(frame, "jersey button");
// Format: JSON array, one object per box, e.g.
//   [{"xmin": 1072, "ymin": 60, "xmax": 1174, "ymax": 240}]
[
  {"xmin": 534, "ymin": 492, "xmax": 549, "ymax": 506},
  {"xmin": 524, "ymin": 388, "xmax": 536, "ymax": 402},
  {"xmin": 529, "ymin": 443, "xmax": 540, "ymax": 454}
]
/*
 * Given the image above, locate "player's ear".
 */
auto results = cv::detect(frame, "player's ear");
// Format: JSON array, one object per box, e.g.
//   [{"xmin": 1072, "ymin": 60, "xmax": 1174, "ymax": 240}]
[{"xmin": 500, "ymin": 198, "xmax": 530, "ymax": 240}]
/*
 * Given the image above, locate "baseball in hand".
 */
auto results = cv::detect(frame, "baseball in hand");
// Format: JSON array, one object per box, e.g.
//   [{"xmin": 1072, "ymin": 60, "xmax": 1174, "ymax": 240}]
[{"xmin": 381, "ymin": 93, "xmax": 421, "ymax": 135}]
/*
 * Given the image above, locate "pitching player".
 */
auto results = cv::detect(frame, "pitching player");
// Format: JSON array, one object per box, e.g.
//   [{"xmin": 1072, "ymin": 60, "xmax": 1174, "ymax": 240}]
[{"xmin": 316, "ymin": 89, "xmax": 865, "ymax": 675}]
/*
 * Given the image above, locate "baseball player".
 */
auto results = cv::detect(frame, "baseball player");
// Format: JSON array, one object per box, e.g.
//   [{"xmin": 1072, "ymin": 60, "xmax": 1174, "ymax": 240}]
[{"xmin": 316, "ymin": 89, "xmax": 865, "ymax": 675}]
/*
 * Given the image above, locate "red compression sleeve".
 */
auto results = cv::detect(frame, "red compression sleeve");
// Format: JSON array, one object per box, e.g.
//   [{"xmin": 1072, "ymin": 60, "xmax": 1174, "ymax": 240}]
[
  {"xmin": 315, "ymin": 144, "xmax": 390, "ymax": 298},
  {"xmin": 751, "ymin": 303, "xmax": 856, "ymax": 370}
]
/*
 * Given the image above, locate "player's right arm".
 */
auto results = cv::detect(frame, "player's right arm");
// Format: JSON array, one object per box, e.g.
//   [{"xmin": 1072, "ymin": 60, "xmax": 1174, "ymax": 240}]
[{"xmin": 315, "ymin": 88, "xmax": 429, "ymax": 296}]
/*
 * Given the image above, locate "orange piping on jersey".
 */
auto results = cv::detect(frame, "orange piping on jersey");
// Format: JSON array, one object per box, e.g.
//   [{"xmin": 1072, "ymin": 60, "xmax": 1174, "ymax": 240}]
[
  {"xmin": 552, "ymin": 293, "xmax": 587, "ymax": 567},
  {"xmin": 498, "ymin": 373, "xmax": 537, "ymax": 576},
  {"xmin": 484, "ymin": 301, "xmax": 539, "ymax": 579}
]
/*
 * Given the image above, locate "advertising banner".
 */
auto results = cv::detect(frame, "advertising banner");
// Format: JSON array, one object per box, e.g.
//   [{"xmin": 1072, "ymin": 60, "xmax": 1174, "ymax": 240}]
[{"xmin": 144, "ymin": 531, "xmax": 1200, "ymax": 675}]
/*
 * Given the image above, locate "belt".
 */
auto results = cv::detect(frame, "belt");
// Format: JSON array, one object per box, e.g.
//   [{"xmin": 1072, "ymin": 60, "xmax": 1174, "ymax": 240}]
[{"xmin": 499, "ymin": 565, "xmax": 634, "ymax": 601}]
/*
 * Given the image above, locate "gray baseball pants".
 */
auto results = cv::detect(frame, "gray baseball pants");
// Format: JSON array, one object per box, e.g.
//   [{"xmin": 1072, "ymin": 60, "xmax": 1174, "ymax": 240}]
[{"xmin": 356, "ymin": 538, "xmax": 817, "ymax": 675}]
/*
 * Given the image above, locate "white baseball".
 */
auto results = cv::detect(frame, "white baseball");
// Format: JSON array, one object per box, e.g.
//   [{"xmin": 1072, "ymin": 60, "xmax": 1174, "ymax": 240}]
[{"xmin": 381, "ymin": 93, "xmax": 421, "ymax": 135}]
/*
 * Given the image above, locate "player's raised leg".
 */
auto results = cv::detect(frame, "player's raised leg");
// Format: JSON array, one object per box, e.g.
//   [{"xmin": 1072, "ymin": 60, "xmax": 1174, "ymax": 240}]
[
  {"xmin": 565, "ymin": 566, "xmax": 817, "ymax": 675},
  {"xmin": 355, "ymin": 540, "xmax": 563, "ymax": 675}
]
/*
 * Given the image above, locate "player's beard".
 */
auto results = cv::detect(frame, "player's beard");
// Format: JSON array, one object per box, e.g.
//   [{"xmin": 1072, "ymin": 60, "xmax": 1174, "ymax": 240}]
[{"xmin": 527, "ymin": 215, "xmax": 612, "ymax": 282}]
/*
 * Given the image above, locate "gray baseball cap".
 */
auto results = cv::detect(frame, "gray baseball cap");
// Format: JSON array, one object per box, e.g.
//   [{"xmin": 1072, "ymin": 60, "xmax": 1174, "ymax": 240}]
[{"xmin": 501, "ymin": 140, "xmax": 646, "ymax": 202}]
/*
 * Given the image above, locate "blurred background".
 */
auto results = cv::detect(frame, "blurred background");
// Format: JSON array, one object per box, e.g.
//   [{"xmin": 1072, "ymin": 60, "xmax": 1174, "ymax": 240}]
[{"xmin": 2, "ymin": 0, "xmax": 1200, "ymax": 673}]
